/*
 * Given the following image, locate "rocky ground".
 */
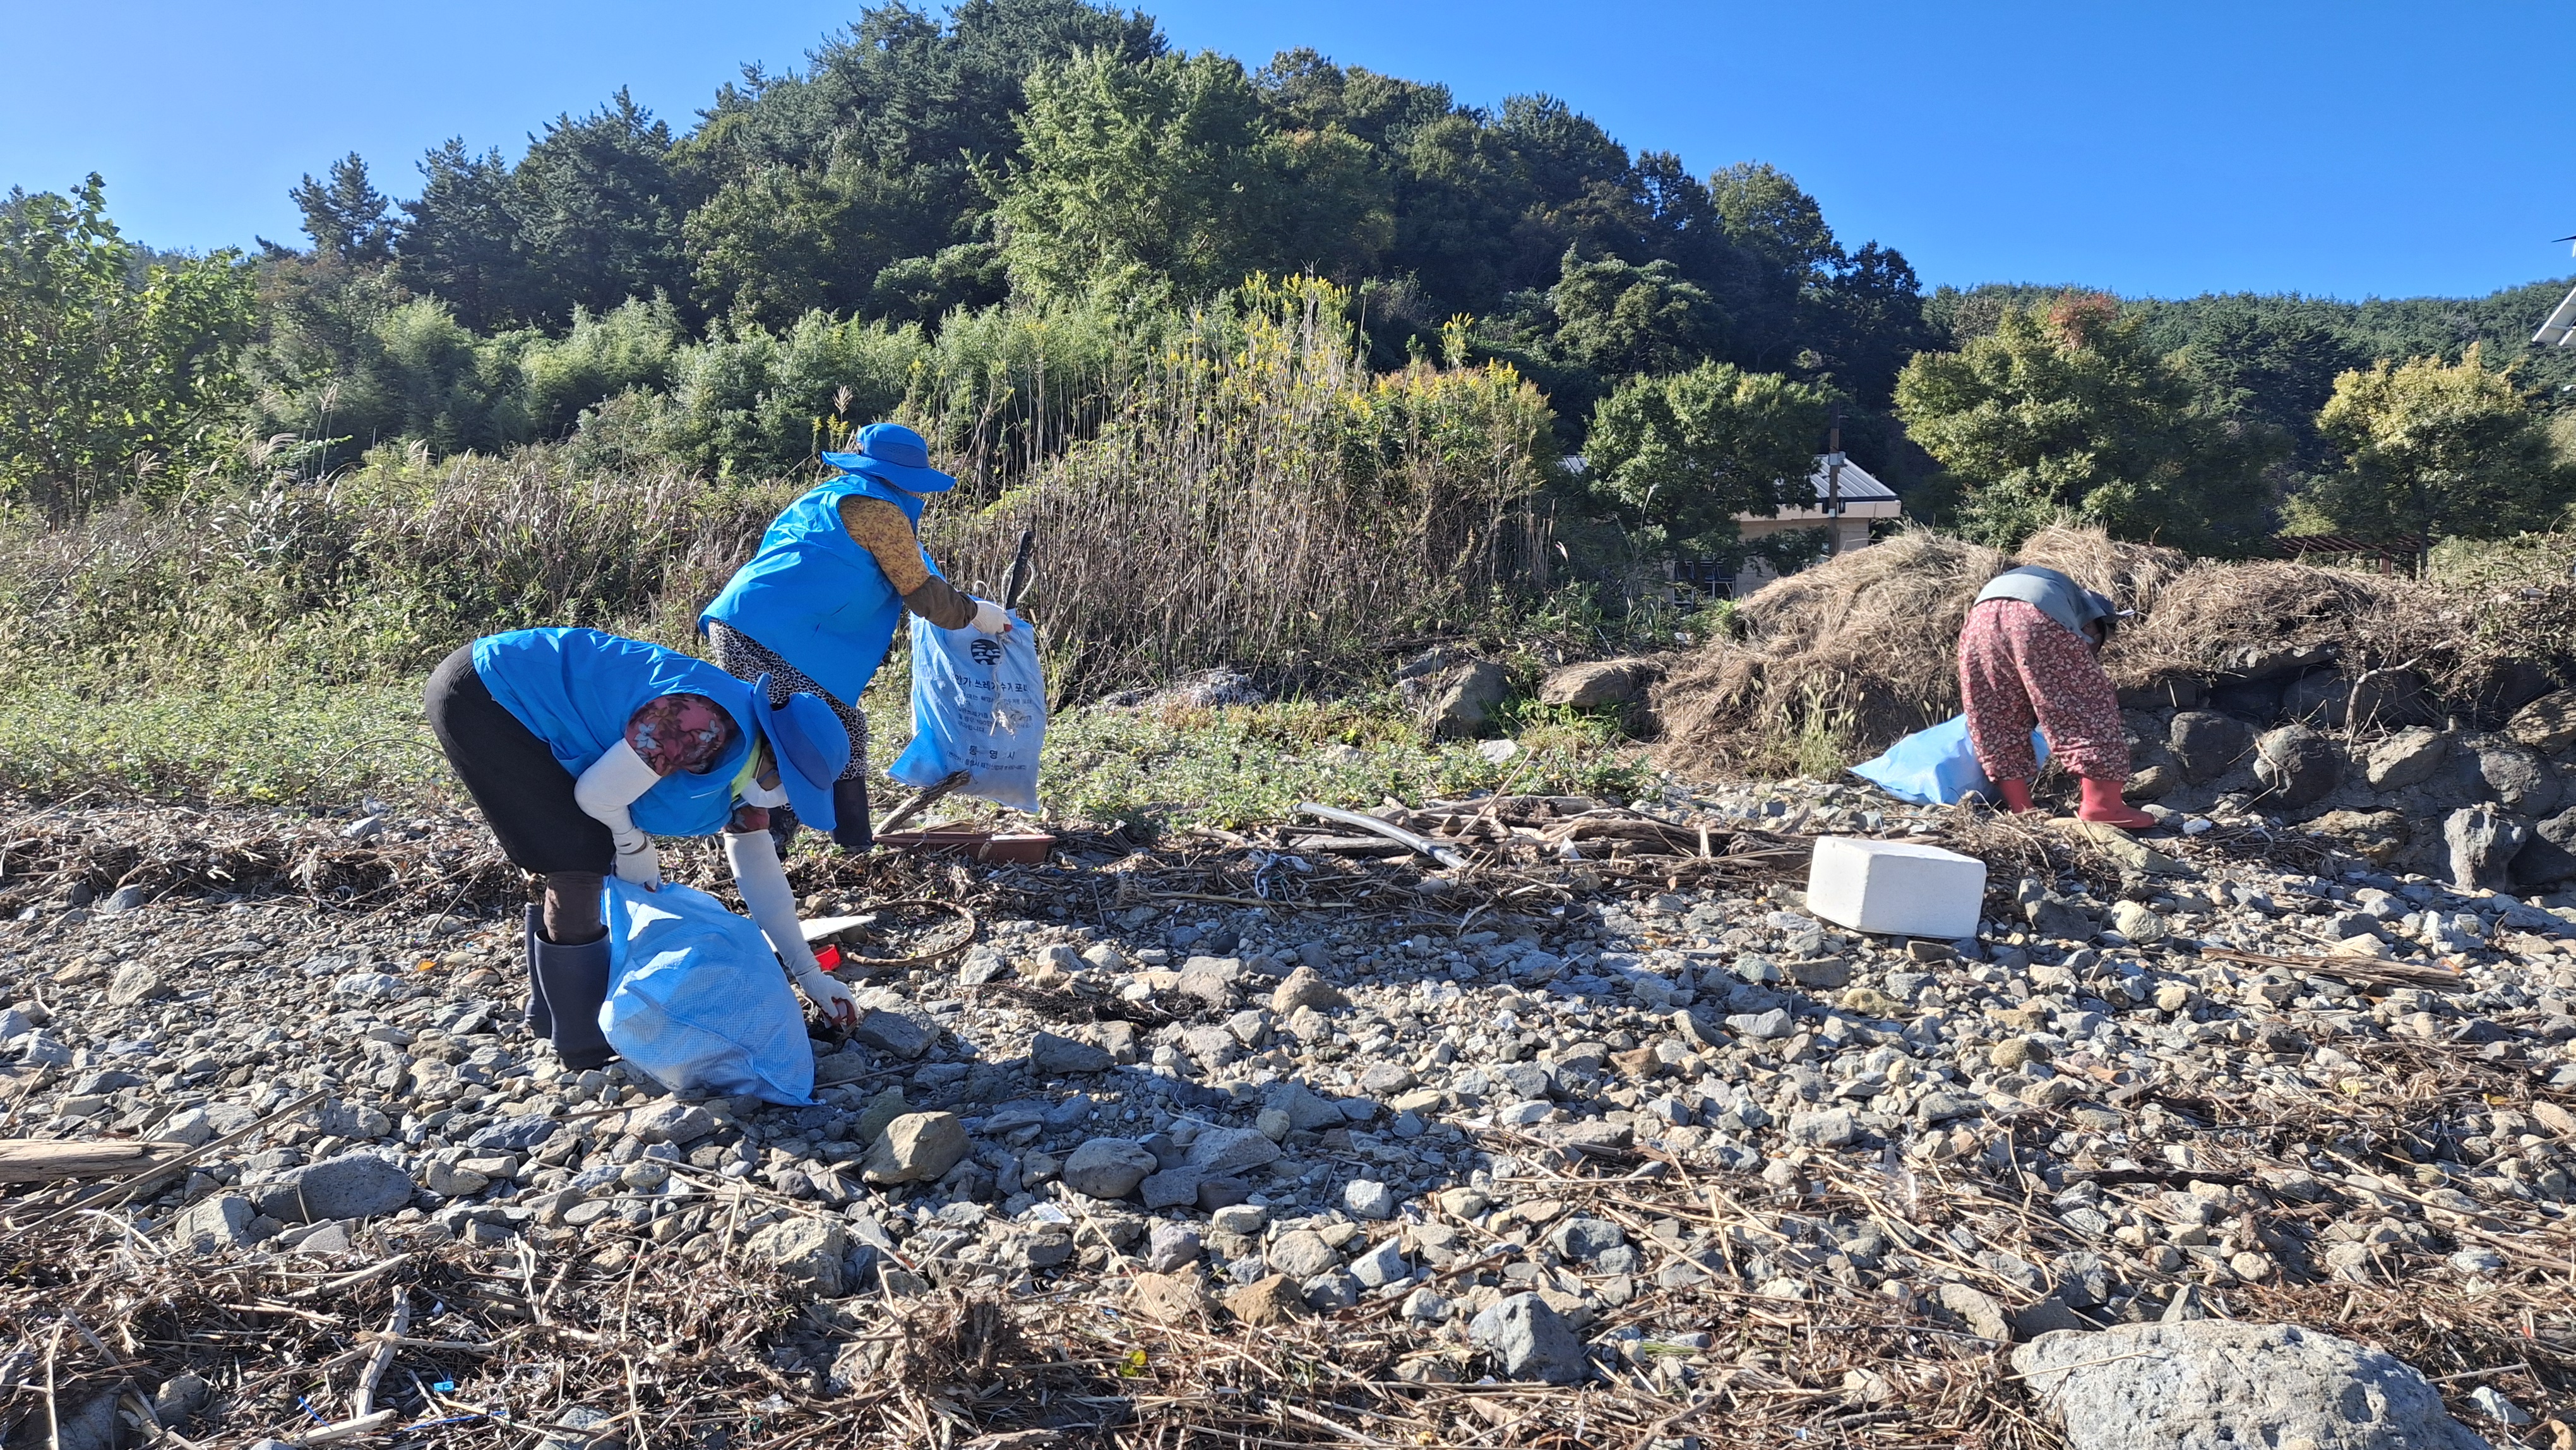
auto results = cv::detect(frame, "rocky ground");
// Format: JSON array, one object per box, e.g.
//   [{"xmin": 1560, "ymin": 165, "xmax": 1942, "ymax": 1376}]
[{"xmin": 3, "ymin": 774, "xmax": 2573, "ymax": 1449}]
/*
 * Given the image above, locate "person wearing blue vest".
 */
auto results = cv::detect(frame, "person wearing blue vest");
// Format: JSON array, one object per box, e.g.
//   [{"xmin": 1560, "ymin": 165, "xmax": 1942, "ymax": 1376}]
[
  {"xmin": 423, "ymin": 628, "xmax": 862, "ymax": 1070},
  {"xmin": 701, "ymin": 422, "xmax": 1011, "ymax": 853}
]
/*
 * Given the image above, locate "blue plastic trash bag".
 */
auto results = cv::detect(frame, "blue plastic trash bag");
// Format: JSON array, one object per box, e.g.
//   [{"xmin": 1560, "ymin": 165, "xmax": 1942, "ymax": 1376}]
[
  {"xmin": 888, "ymin": 611, "xmax": 1046, "ymax": 813},
  {"xmin": 600, "ymin": 879, "xmax": 814, "ymax": 1105},
  {"xmin": 1848, "ymin": 714, "xmax": 2049, "ymax": 806}
]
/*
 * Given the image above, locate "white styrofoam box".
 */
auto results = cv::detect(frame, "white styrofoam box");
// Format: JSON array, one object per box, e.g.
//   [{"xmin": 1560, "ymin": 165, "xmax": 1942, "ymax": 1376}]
[{"xmin": 1804, "ymin": 836, "xmax": 1986, "ymax": 940}]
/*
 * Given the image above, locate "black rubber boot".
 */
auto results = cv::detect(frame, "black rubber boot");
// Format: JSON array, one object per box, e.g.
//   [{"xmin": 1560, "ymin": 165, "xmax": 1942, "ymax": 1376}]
[
  {"xmin": 530, "ymin": 928, "xmax": 614, "ymax": 1071},
  {"xmin": 521, "ymin": 905, "xmax": 553, "ymax": 1037},
  {"xmin": 832, "ymin": 776, "xmax": 873, "ymax": 853}
]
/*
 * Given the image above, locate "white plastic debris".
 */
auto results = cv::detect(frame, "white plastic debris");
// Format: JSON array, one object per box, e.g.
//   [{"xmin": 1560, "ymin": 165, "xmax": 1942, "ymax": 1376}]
[{"xmin": 1804, "ymin": 836, "xmax": 1987, "ymax": 940}]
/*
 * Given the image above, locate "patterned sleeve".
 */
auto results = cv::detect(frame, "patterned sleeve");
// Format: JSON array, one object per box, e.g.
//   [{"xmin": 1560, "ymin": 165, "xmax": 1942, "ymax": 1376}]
[{"xmin": 838, "ymin": 496, "xmax": 980, "ymax": 630}]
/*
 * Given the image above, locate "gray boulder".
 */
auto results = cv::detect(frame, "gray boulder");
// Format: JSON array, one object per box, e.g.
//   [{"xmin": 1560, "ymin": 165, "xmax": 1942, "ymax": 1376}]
[
  {"xmin": 2281, "ymin": 671, "xmax": 2352, "ymax": 725},
  {"xmin": 2366, "ymin": 728, "xmax": 2449, "ymax": 790},
  {"xmin": 1468, "ymin": 1293, "xmax": 1587, "ymax": 1384},
  {"xmin": 172, "ymin": 1193, "xmax": 254, "ymax": 1253},
  {"xmin": 2474, "ymin": 743, "xmax": 2561, "ymax": 816},
  {"xmin": 1537, "ymin": 658, "xmax": 1654, "ymax": 709},
  {"xmin": 861, "ymin": 1111, "xmax": 967, "ymax": 1185},
  {"xmin": 2011, "ymin": 1319, "xmax": 2488, "ymax": 1450},
  {"xmin": 2507, "ymin": 687, "xmax": 2576, "ymax": 753},
  {"xmin": 1029, "ymin": 1031, "xmax": 1112, "ymax": 1076},
  {"xmin": 1185, "ymin": 1126, "xmax": 1282, "ymax": 1175},
  {"xmin": 850, "ymin": 1007, "xmax": 938, "ymax": 1060},
  {"xmin": 2169, "ymin": 712, "xmax": 2255, "ymax": 784},
  {"xmin": 2346, "ymin": 668, "xmax": 2431, "ymax": 729},
  {"xmin": 2253, "ymin": 725, "xmax": 2340, "ymax": 807},
  {"xmin": 1419, "ymin": 660, "xmax": 1512, "ymax": 738},
  {"xmin": 1062, "ymin": 1139, "xmax": 1159, "ymax": 1199},
  {"xmin": 2445, "ymin": 807, "xmax": 2529, "ymax": 892},
  {"xmin": 2516, "ymin": 807, "xmax": 2576, "ymax": 886},
  {"xmin": 251, "ymin": 1152, "xmax": 414, "ymax": 1223}
]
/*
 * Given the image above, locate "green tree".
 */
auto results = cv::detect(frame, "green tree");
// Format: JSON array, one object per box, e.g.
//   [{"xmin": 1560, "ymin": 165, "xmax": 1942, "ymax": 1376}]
[
  {"xmin": 2294, "ymin": 345, "xmax": 2573, "ymax": 545},
  {"xmin": 512, "ymin": 90, "xmax": 691, "ymax": 323},
  {"xmin": 1893, "ymin": 294, "xmax": 2277, "ymax": 552},
  {"xmin": 994, "ymin": 50, "xmax": 1294, "ymax": 301},
  {"xmin": 1547, "ymin": 247, "xmax": 1725, "ymax": 378},
  {"xmin": 393, "ymin": 140, "xmax": 537, "ymax": 332},
  {"xmin": 0, "ymin": 176, "xmax": 256, "ymax": 518},
  {"xmin": 1582, "ymin": 359, "xmax": 1831, "ymax": 556},
  {"xmin": 290, "ymin": 154, "xmax": 396, "ymax": 268}
]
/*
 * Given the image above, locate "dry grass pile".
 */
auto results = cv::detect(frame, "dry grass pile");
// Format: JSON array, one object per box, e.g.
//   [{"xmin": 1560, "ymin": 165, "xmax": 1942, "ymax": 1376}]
[{"xmin": 1655, "ymin": 524, "xmax": 2493, "ymax": 775}]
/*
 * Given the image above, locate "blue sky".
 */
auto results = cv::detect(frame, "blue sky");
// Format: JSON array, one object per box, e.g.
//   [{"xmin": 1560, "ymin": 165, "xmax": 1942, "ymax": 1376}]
[{"xmin": 3, "ymin": 0, "xmax": 2566, "ymax": 300}]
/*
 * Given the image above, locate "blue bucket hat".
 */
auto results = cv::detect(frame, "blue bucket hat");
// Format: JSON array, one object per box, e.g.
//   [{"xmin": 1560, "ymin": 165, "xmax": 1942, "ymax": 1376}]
[
  {"xmin": 750, "ymin": 677, "xmax": 852, "ymax": 831},
  {"xmin": 820, "ymin": 422, "xmax": 956, "ymax": 495}
]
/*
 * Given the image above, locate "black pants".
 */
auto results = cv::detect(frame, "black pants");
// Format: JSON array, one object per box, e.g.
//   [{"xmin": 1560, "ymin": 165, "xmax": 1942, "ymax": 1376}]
[{"xmin": 425, "ymin": 646, "xmax": 612, "ymax": 942}]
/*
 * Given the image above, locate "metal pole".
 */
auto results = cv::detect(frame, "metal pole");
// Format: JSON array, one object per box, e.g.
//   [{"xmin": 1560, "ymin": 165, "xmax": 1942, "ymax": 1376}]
[{"xmin": 1822, "ymin": 411, "xmax": 1846, "ymax": 558}]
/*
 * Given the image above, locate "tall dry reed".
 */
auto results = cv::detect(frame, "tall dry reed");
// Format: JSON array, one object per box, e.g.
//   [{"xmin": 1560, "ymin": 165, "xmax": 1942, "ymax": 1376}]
[{"xmin": 929, "ymin": 279, "xmax": 1554, "ymax": 696}]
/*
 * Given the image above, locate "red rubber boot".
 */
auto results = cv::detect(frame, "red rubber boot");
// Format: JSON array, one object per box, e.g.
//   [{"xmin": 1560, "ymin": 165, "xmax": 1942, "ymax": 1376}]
[
  {"xmin": 1993, "ymin": 779, "xmax": 2036, "ymax": 813},
  {"xmin": 2077, "ymin": 776, "xmax": 2156, "ymax": 830}
]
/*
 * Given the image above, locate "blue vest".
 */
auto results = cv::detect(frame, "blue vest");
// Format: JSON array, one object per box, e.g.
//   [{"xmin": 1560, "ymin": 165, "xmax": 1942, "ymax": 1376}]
[
  {"xmin": 472, "ymin": 628, "xmax": 758, "ymax": 838},
  {"xmin": 698, "ymin": 472, "xmax": 939, "ymax": 704}
]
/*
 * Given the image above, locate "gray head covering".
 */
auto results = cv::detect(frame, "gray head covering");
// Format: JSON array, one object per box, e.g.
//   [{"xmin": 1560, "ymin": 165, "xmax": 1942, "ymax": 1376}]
[{"xmin": 1973, "ymin": 566, "xmax": 2121, "ymax": 640}]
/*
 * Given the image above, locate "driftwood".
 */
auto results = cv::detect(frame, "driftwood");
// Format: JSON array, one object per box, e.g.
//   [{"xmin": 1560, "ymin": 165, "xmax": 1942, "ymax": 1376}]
[{"xmin": 0, "ymin": 1139, "xmax": 178, "ymax": 1184}]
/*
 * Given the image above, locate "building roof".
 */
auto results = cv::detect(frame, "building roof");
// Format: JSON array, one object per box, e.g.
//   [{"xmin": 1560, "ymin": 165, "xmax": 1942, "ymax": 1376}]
[
  {"xmin": 1558, "ymin": 452, "xmax": 1900, "ymax": 503},
  {"xmin": 1803, "ymin": 455, "xmax": 1896, "ymax": 503}
]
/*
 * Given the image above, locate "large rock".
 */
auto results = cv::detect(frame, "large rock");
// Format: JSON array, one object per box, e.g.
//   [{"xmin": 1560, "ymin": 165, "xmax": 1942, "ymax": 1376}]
[
  {"xmin": 2473, "ymin": 743, "xmax": 2561, "ymax": 816},
  {"xmin": 105, "ymin": 964, "xmax": 172, "ymax": 1007},
  {"xmin": 2366, "ymin": 728, "xmax": 2450, "ymax": 790},
  {"xmin": 2445, "ymin": 807, "xmax": 2529, "ymax": 893},
  {"xmin": 2508, "ymin": 688, "xmax": 2576, "ymax": 754},
  {"xmin": 625, "ymin": 1101, "xmax": 717, "ymax": 1144},
  {"xmin": 172, "ymin": 1194, "xmax": 254, "ymax": 1253},
  {"xmin": 2011, "ymin": 1320, "xmax": 2489, "ymax": 1450},
  {"xmin": 1270, "ymin": 966, "xmax": 1347, "ymax": 1015},
  {"xmin": 2513, "ymin": 807, "xmax": 2576, "ymax": 886},
  {"xmin": 2281, "ymin": 671, "xmax": 2352, "ymax": 726},
  {"xmin": 861, "ymin": 1111, "xmax": 967, "ymax": 1185},
  {"xmin": 1468, "ymin": 1293, "xmax": 1587, "ymax": 1384},
  {"xmin": 251, "ymin": 1152, "xmax": 414, "ymax": 1223},
  {"xmin": 2253, "ymin": 726, "xmax": 2340, "ymax": 807},
  {"xmin": 2467, "ymin": 657, "xmax": 2559, "ymax": 719},
  {"xmin": 1061, "ymin": 1139, "xmax": 1158, "ymax": 1199},
  {"xmin": 2346, "ymin": 668, "xmax": 2431, "ymax": 728},
  {"xmin": 1028, "ymin": 1032, "xmax": 1112, "ymax": 1076},
  {"xmin": 1419, "ymin": 660, "xmax": 1512, "ymax": 738},
  {"xmin": 850, "ymin": 1007, "xmax": 938, "ymax": 1060},
  {"xmin": 745, "ymin": 1218, "xmax": 850, "ymax": 1296},
  {"xmin": 2168, "ymin": 712, "xmax": 2255, "ymax": 784},
  {"xmin": 1537, "ymin": 658, "xmax": 1654, "ymax": 709},
  {"xmin": 1185, "ymin": 1126, "xmax": 1282, "ymax": 1175}
]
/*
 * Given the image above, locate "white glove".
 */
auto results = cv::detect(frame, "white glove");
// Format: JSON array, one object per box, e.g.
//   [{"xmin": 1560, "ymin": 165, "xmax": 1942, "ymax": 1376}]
[
  {"xmin": 792, "ymin": 962, "xmax": 859, "ymax": 1027},
  {"xmin": 970, "ymin": 598, "xmax": 1013, "ymax": 634},
  {"xmin": 611, "ymin": 835, "xmax": 660, "ymax": 889}
]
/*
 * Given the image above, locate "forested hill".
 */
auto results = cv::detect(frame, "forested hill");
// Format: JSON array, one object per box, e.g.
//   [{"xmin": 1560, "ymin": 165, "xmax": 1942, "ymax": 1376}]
[
  {"xmin": 9, "ymin": 0, "xmax": 2575, "ymax": 558},
  {"xmin": 1932, "ymin": 280, "xmax": 2576, "ymax": 470}
]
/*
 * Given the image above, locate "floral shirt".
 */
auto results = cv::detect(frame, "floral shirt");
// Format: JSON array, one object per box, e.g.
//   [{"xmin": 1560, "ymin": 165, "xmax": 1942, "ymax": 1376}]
[{"xmin": 624, "ymin": 693, "xmax": 736, "ymax": 777}]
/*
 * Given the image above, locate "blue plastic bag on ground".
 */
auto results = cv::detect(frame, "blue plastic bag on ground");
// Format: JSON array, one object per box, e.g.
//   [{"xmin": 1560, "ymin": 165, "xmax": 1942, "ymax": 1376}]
[
  {"xmin": 1849, "ymin": 714, "xmax": 2049, "ymax": 806},
  {"xmin": 888, "ymin": 612, "xmax": 1046, "ymax": 813},
  {"xmin": 600, "ymin": 879, "xmax": 813, "ymax": 1105}
]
